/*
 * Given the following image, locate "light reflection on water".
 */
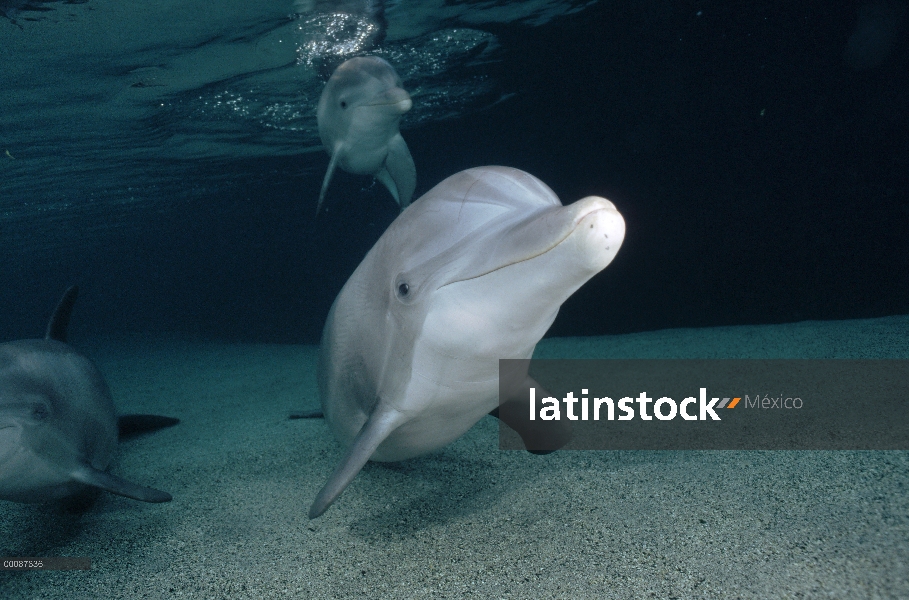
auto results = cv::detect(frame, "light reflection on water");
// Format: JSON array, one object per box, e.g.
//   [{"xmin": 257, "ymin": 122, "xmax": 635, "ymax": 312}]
[
  {"xmin": 153, "ymin": 27, "xmax": 501, "ymax": 157},
  {"xmin": 1, "ymin": 0, "xmax": 597, "ymax": 255}
]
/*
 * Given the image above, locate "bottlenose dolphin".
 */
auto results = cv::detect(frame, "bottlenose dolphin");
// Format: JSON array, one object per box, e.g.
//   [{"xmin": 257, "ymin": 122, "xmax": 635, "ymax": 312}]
[
  {"xmin": 0, "ymin": 286, "xmax": 177, "ymax": 504},
  {"xmin": 306, "ymin": 166, "xmax": 626, "ymax": 517},
  {"xmin": 316, "ymin": 56, "xmax": 416, "ymax": 213}
]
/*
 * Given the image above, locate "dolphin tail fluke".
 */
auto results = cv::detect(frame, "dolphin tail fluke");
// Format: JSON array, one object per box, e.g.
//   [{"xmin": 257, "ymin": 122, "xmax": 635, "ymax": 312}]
[
  {"xmin": 308, "ymin": 407, "xmax": 401, "ymax": 519},
  {"xmin": 317, "ymin": 148, "xmax": 342, "ymax": 214},
  {"xmin": 380, "ymin": 134, "xmax": 416, "ymax": 210},
  {"xmin": 71, "ymin": 465, "xmax": 172, "ymax": 503},
  {"xmin": 117, "ymin": 414, "xmax": 180, "ymax": 440},
  {"xmin": 45, "ymin": 285, "xmax": 79, "ymax": 342}
]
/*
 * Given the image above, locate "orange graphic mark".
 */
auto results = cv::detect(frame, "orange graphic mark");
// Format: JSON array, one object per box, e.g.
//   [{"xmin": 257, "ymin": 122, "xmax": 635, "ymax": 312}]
[{"xmin": 727, "ymin": 397, "xmax": 740, "ymax": 409}]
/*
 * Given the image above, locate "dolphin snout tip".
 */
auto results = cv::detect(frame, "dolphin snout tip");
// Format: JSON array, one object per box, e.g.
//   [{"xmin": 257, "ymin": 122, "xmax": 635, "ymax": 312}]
[
  {"xmin": 575, "ymin": 195, "xmax": 618, "ymax": 214},
  {"xmin": 370, "ymin": 88, "xmax": 412, "ymax": 113},
  {"xmin": 574, "ymin": 196, "xmax": 624, "ymax": 228},
  {"xmin": 571, "ymin": 196, "xmax": 626, "ymax": 270},
  {"xmin": 388, "ymin": 95, "xmax": 413, "ymax": 114}
]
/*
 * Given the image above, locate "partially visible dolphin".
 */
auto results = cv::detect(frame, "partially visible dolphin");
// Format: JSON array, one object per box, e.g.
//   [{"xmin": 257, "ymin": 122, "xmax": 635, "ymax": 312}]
[
  {"xmin": 316, "ymin": 55, "xmax": 416, "ymax": 213},
  {"xmin": 0, "ymin": 286, "xmax": 177, "ymax": 504},
  {"xmin": 306, "ymin": 166, "xmax": 626, "ymax": 518}
]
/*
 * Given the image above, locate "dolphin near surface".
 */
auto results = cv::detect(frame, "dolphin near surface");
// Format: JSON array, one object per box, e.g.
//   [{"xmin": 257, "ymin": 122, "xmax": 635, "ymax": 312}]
[
  {"xmin": 0, "ymin": 286, "xmax": 177, "ymax": 505},
  {"xmin": 305, "ymin": 166, "xmax": 626, "ymax": 518},
  {"xmin": 316, "ymin": 55, "xmax": 416, "ymax": 213}
]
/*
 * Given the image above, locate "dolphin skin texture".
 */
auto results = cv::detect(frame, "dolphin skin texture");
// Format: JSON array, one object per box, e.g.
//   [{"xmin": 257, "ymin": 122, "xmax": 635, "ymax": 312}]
[
  {"xmin": 316, "ymin": 55, "xmax": 416, "ymax": 213},
  {"xmin": 0, "ymin": 286, "xmax": 177, "ymax": 504},
  {"xmin": 308, "ymin": 166, "xmax": 626, "ymax": 517}
]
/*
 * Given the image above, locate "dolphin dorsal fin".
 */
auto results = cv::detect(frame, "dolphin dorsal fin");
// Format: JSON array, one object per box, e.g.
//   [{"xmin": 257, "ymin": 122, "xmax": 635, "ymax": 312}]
[{"xmin": 45, "ymin": 285, "xmax": 79, "ymax": 342}]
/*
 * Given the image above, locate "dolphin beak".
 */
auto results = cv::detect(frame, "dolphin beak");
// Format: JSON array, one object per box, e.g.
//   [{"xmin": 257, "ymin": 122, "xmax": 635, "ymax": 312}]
[
  {"xmin": 565, "ymin": 196, "xmax": 626, "ymax": 273},
  {"xmin": 369, "ymin": 88, "xmax": 413, "ymax": 113}
]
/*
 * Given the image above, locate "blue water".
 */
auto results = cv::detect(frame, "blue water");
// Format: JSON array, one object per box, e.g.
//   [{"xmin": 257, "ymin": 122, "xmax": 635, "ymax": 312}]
[
  {"xmin": 1, "ymin": 0, "xmax": 908, "ymax": 343},
  {"xmin": 1, "ymin": 4, "xmax": 908, "ymax": 597}
]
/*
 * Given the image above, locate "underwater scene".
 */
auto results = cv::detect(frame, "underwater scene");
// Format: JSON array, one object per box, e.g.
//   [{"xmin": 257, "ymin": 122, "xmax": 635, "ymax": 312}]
[{"xmin": 1, "ymin": 0, "xmax": 908, "ymax": 597}]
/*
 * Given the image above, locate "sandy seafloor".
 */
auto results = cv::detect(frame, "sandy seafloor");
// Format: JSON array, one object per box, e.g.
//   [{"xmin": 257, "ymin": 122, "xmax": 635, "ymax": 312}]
[{"xmin": 2, "ymin": 316, "xmax": 908, "ymax": 599}]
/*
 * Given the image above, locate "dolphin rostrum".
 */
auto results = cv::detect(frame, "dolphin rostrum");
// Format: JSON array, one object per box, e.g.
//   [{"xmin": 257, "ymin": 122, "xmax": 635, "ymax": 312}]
[
  {"xmin": 316, "ymin": 55, "xmax": 416, "ymax": 213},
  {"xmin": 0, "ymin": 286, "xmax": 177, "ymax": 504},
  {"xmin": 306, "ymin": 166, "xmax": 626, "ymax": 517}
]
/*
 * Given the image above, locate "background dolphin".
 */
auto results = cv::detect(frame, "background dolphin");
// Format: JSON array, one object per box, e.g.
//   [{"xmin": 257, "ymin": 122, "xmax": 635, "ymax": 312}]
[
  {"xmin": 306, "ymin": 166, "xmax": 626, "ymax": 517},
  {"xmin": 316, "ymin": 55, "xmax": 416, "ymax": 213},
  {"xmin": 0, "ymin": 286, "xmax": 177, "ymax": 504}
]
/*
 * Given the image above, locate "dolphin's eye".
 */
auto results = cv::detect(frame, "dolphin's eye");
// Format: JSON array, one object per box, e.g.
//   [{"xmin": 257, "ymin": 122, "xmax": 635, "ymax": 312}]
[
  {"xmin": 397, "ymin": 282, "xmax": 409, "ymax": 297},
  {"xmin": 31, "ymin": 403, "xmax": 50, "ymax": 420},
  {"xmin": 340, "ymin": 101, "xmax": 347, "ymax": 109}
]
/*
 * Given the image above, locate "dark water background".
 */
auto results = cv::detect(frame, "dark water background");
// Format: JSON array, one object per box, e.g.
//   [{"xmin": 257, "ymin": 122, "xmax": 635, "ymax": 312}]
[{"xmin": 1, "ymin": 0, "xmax": 907, "ymax": 344}]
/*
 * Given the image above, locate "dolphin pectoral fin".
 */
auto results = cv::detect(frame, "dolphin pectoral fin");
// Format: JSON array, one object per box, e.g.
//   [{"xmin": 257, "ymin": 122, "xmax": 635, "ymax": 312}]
[
  {"xmin": 70, "ymin": 465, "xmax": 172, "ymax": 503},
  {"xmin": 117, "ymin": 414, "xmax": 180, "ymax": 440},
  {"xmin": 493, "ymin": 376, "xmax": 572, "ymax": 455},
  {"xmin": 45, "ymin": 285, "xmax": 79, "ymax": 342},
  {"xmin": 289, "ymin": 409, "xmax": 324, "ymax": 419},
  {"xmin": 317, "ymin": 147, "xmax": 343, "ymax": 214},
  {"xmin": 381, "ymin": 134, "xmax": 416, "ymax": 209},
  {"xmin": 375, "ymin": 167, "xmax": 399, "ymax": 204},
  {"xmin": 309, "ymin": 408, "xmax": 401, "ymax": 519}
]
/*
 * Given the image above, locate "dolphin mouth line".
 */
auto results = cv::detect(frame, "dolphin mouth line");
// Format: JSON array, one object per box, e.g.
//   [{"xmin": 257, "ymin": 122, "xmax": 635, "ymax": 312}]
[
  {"xmin": 441, "ymin": 204, "xmax": 609, "ymax": 288},
  {"xmin": 366, "ymin": 97, "xmax": 412, "ymax": 110}
]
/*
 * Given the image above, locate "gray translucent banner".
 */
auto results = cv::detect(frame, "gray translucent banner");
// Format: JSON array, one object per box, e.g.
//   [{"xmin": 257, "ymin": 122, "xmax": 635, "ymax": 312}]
[
  {"xmin": 1, "ymin": 557, "xmax": 91, "ymax": 570},
  {"xmin": 497, "ymin": 359, "xmax": 909, "ymax": 450}
]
